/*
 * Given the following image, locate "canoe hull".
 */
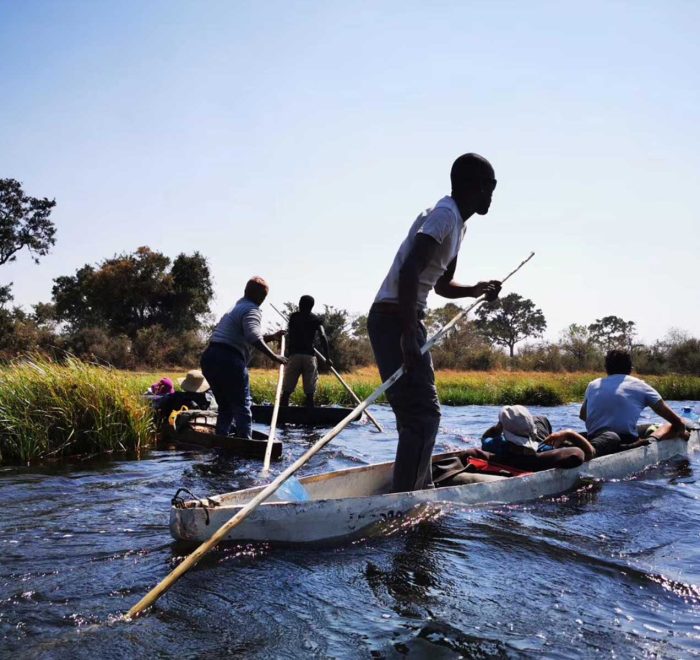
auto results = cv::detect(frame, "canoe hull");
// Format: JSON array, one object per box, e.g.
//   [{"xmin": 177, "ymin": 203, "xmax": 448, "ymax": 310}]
[
  {"xmin": 251, "ymin": 405, "xmax": 360, "ymax": 426},
  {"xmin": 170, "ymin": 428, "xmax": 699, "ymax": 544},
  {"xmin": 162, "ymin": 416, "xmax": 281, "ymax": 461}
]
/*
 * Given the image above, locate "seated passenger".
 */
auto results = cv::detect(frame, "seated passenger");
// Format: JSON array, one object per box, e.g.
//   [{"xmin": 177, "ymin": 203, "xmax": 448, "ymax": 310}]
[
  {"xmin": 473, "ymin": 404, "xmax": 595, "ymax": 470},
  {"xmin": 155, "ymin": 370, "xmax": 212, "ymax": 420},
  {"xmin": 147, "ymin": 377, "xmax": 175, "ymax": 396},
  {"xmin": 433, "ymin": 405, "xmax": 594, "ymax": 486},
  {"xmin": 579, "ymin": 349, "xmax": 689, "ymax": 456}
]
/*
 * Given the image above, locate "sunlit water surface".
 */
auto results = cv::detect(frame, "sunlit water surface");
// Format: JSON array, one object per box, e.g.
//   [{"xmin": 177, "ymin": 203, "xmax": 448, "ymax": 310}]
[{"xmin": 1, "ymin": 402, "xmax": 699, "ymax": 658}]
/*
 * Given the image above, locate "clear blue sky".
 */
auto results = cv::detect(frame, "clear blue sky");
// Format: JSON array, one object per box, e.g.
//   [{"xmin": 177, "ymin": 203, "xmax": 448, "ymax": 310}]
[{"xmin": 1, "ymin": 1, "xmax": 698, "ymax": 344}]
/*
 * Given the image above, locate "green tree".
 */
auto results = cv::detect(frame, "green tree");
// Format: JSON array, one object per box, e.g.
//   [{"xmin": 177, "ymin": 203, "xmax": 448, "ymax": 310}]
[
  {"xmin": 426, "ymin": 303, "xmax": 503, "ymax": 370},
  {"xmin": 588, "ymin": 315, "xmax": 636, "ymax": 351},
  {"xmin": 425, "ymin": 303, "xmax": 465, "ymax": 335},
  {"xmin": 559, "ymin": 323, "xmax": 599, "ymax": 370},
  {"xmin": 0, "ymin": 284, "xmax": 12, "ymax": 309},
  {"xmin": 52, "ymin": 246, "xmax": 213, "ymax": 338},
  {"xmin": 0, "ymin": 178, "xmax": 57, "ymax": 303},
  {"xmin": 350, "ymin": 313, "xmax": 368, "ymax": 338},
  {"xmin": 474, "ymin": 293, "xmax": 547, "ymax": 358},
  {"xmin": 162, "ymin": 252, "xmax": 213, "ymax": 332},
  {"xmin": 0, "ymin": 178, "xmax": 56, "ymax": 266}
]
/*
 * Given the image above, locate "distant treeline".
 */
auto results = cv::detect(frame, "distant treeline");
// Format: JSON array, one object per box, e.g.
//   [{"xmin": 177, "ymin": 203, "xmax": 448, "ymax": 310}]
[
  {"xmin": 2, "ymin": 249, "xmax": 698, "ymax": 377},
  {"xmin": 1, "ymin": 178, "xmax": 697, "ymax": 374}
]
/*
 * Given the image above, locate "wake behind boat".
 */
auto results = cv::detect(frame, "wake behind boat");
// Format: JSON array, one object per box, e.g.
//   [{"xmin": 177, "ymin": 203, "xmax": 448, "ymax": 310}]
[{"xmin": 170, "ymin": 425, "xmax": 699, "ymax": 545}]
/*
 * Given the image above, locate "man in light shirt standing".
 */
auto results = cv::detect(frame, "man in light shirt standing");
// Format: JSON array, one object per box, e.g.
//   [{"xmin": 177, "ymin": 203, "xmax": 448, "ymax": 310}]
[
  {"xmin": 580, "ymin": 349, "xmax": 689, "ymax": 455},
  {"xmin": 201, "ymin": 276, "xmax": 286, "ymax": 438},
  {"xmin": 368, "ymin": 153, "xmax": 502, "ymax": 492}
]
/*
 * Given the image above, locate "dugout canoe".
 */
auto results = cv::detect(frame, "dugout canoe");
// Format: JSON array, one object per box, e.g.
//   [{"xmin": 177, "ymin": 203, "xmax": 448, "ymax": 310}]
[
  {"xmin": 170, "ymin": 425, "xmax": 699, "ymax": 545},
  {"xmin": 162, "ymin": 410, "xmax": 282, "ymax": 461},
  {"xmin": 250, "ymin": 405, "xmax": 361, "ymax": 426}
]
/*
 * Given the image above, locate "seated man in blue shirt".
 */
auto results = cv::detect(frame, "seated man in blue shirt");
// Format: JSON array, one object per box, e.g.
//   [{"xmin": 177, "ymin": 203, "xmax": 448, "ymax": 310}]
[
  {"xmin": 579, "ymin": 349, "xmax": 689, "ymax": 456},
  {"xmin": 200, "ymin": 276, "xmax": 287, "ymax": 438}
]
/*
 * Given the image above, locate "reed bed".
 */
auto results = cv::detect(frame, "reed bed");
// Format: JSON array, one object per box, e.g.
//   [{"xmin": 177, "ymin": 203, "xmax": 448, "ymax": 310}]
[
  {"xmin": 2, "ymin": 359, "xmax": 698, "ymax": 466},
  {"xmin": 0, "ymin": 357, "xmax": 153, "ymax": 466}
]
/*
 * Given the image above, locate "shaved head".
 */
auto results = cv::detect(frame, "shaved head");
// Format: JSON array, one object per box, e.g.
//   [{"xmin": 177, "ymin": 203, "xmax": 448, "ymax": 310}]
[
  {"xmin": 299, "ymin": 295, "xmax": 315, "ymax": 312},
  {"xmin": 450, "ymin": 153, "xmax": 494, "ymax": 189},
  {"xmin": 450, "ymin": 153, "xmax": 497, "ymax": 215}
]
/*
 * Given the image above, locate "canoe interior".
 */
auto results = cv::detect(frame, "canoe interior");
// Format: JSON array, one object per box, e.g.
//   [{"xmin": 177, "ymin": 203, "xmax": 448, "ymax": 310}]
[
  {"xmin": 206, "ymin": 427, "xmax": 700, "ymax": 507},
  {"xmin": 250, "ymin": 405, "xmax": 360, "ymax": 426}
]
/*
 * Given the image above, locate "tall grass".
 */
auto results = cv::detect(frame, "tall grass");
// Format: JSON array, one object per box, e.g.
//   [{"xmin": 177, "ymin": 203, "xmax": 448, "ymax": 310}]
[
  {"xmin": 2, "ymin": 359, "xmax": 698, "ymax": 466},
  {"xmin": 0, "ymin": 357, "xmax": 153, "ymax": 466}
]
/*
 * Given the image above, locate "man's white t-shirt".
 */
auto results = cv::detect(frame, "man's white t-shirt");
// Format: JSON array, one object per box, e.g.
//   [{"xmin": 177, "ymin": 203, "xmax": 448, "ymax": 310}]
[
  {"xmin": 583, "ymin": 374, "xmax": 663, "ymax": 437},
  {"xmin": 374, "ymin": 196, "xmax": 466, "ymax": 309}
]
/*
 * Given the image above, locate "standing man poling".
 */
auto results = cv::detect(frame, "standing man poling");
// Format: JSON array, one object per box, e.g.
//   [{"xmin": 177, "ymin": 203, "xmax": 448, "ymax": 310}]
[
  {"xmin": 201, "ymin": 276, "xmax": 286, "ymax": 438},
  {"xmin": 280, "ymin": 295, "xmax": 332, "ymax": 408},
  {"xmin": 368, "ymin": 153, "xmax": 502, "ymax": 492}
]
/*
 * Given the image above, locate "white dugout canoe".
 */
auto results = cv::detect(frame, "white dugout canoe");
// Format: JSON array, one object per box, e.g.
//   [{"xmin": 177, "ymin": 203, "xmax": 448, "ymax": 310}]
[{"xmin": 170, "ymin": 427, "xmax": 700, "ymax": 545}]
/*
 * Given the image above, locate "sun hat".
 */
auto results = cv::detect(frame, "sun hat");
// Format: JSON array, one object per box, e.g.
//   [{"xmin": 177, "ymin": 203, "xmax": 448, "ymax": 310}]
[
  {"xmin": 178, "ymin": 370, "xmax": 210, "ymax": 393},
  {"xmin": 498, "ymin": 405, "xmax": 540, "ymax": 452}
]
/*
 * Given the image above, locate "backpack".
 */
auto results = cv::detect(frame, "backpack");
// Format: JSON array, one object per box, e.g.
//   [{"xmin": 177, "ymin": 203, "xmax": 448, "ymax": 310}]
[{"xmin": 432, "ymin": 453, "xmax": 531, "ymax": 486}]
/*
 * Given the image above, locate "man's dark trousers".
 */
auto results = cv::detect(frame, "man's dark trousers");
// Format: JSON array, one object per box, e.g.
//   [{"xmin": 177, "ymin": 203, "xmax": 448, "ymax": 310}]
[{"xmin": 368, "ymin": 306, "xmax": 441, "ymax": 491}]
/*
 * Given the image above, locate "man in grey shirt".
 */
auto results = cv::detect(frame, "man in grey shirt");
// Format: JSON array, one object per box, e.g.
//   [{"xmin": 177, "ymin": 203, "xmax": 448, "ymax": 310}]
[
  {"xmin": 201, "ymin": 276, "xmax": 286, "ymax": 438},
  {"xmin": 368, "ymin": 153, "xmax": 502, "ymax": 492}
]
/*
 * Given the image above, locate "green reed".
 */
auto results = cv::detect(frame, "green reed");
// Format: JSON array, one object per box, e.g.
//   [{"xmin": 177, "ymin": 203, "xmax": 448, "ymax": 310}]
[
  {"xmin": 0, "ymin": 357, "xmax": 153, "ymax": 466},
  {"xmin": 3, "ymin": 359, "xmax": 697, "ymax": 466}
]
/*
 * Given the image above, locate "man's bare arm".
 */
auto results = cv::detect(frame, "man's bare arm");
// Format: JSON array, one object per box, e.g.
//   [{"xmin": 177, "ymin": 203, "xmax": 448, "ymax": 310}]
[
  {"xmin": 254, "ymin": 330, "xmax": 287, "ymax": 365},
  {"xmin": 434, "ymin": 256, "xmax": 501, "ymax": 300},
  {"xmin": 548, "ymin": 429, "xmax": 596, "ymax": 461},
  {"xmin": 651, "ymin": 400, "xmax": 689, "ymax": 439},
  {"xmin": 481, "ymin": 422, "xmax": 503, "ymax": 440}
]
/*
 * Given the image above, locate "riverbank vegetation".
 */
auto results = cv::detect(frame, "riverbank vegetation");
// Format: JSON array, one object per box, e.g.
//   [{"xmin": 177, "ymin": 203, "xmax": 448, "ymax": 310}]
[
  {"xmin": 248, "ymin": 367, "xmax": 700, "ymax": 408},
  {"xmin": 0, "ymin": 357, "xmax": 153, "ymax": 465},
  {"xmin": 1, "ymin": 358, "xmax": 698, "ymax": 466}
]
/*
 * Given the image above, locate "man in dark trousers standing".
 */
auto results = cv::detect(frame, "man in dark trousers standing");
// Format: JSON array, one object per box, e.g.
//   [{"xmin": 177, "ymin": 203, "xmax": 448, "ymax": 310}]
[
  {"xmin": 280, "ymin": 295, "xmax": 332, "ymax": 408},
  {"xmin": 368, "ymin": 153, "xmax": 502, "ymax": 492}
]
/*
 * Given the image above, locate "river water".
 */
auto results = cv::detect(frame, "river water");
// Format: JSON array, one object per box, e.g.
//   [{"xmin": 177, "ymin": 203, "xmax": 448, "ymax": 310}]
[{"xmin": 1, "ymin": 402, "xmax": 699, "ymax": 658}]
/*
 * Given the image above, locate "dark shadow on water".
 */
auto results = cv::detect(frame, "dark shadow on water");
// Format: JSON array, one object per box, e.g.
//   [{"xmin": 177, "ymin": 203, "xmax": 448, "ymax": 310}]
[{"xmin": 386, "ymin": 620, "xmax": 509, "ymax": 659}]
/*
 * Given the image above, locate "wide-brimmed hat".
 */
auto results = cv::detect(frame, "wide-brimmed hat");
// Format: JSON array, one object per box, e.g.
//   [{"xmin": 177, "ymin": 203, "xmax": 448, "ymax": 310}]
[
  {"xmin": 178, "ymin": 370, "xmax": 209, "ymax": 393},
  {"xmin": 498, "ymin": 405, "xmax": 539, "ymax": 452}
]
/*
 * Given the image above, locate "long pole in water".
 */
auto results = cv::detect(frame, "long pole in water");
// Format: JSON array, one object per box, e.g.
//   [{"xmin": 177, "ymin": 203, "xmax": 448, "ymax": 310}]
[
  {"xmin": 125, "ymin": 251, "xmax": 534, "ymax": 619},
  {"xmin": 270, "ymin": 303, "xmax": 384, "ymax": 433},
  {"xmin": 263, "ymin": 334, "xmax": 286, "ymax": 472}
]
